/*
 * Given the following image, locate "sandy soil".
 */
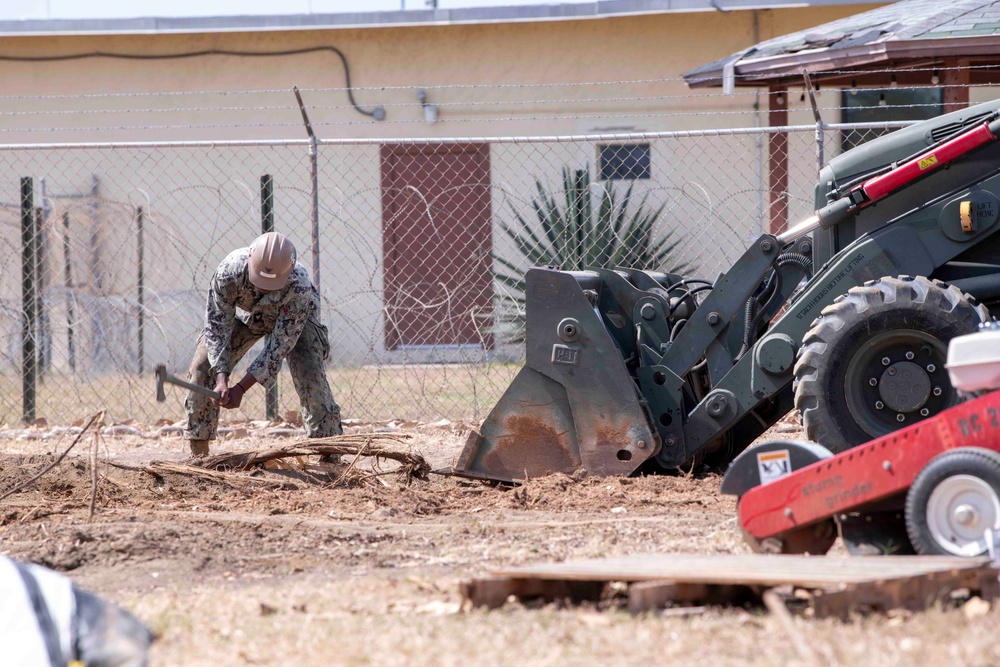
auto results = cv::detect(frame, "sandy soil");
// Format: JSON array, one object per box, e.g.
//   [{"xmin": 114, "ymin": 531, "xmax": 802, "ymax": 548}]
[{"xmin": 2, "ymin": 415, "xmax": 1000, "ymax": 667}]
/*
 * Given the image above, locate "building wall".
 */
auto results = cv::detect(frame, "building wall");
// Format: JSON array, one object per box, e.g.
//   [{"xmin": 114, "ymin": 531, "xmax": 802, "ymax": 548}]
[
  {"xmin": 0, "ymin": 5, "xmax": 892, "ymax": 373},
  {"xmin": 0, "ymin": 5, "xmax": 886, "ymax": 142}
]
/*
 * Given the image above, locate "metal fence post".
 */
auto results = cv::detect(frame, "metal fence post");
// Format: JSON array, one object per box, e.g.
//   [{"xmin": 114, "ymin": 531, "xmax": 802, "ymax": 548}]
[
  {"xmin": 136, "ymin": 205, "xmax": 145, "ymax": 374},
  {"xmin": 802, "ymin": 69, "xmax": 826, "ymax": 176},
  {"xmin": 309, "ymin": 138, "xmax": 320, "ymax": 292},
  {"xmin": 21, "ymin": 177, "xmax": 36, "ymax": 423},
  {"xmin": 260, "ymin": 174, "xmax": 279, "ymax": 421},
  {"xmin": 292, "ymin": 86, "xmax": 321, "ymax": 291},
  {"xmin": 61, "ymin": 211, "xmax": 76, "ymax": 374},
  {"xmin": 34, "ymin": 206, "xmax": 47, "ymax": 381}
]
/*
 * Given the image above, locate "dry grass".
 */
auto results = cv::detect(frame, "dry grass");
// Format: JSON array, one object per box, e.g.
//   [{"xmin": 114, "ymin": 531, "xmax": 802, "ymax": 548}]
[
  {"xmin": 118, "ymin": 576, "xmax": 1000, "ymax": 667},
  {"xmin": 0, "ymin": 362, "xmax": 521, "ymax": 427}
]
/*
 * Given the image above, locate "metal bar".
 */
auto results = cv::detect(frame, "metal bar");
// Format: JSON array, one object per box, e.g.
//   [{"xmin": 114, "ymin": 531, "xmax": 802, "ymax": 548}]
[
  {"xmin": 293, "ymin": 87, "xmax": 321, "ymax": 292},
  {"xmin": 0, "ymin": 122, "xmax": 922, "ymax": 152},
  {"xmin": 292, "ymin": 86, "xmax": 316, "ymax": 141},
  {"xmin": 310, "ymin": 141, "xmax": 320, "ymax": 291},
  {"xmin": 862, "ymin": 120, "xmax": 998, "ymax": 203},
  {"xmin": 752, "ymin": 9, "xmax": 764, "ymax": 236},
  {"xmin": 768, "ymin": 86, "xmax": 789, "ymax": 234},
  {"xmin": 136, "ymin": 205, "xmax": 144, "ymax": 375},
  {"xmin": 21, "ymin": 177, "xmax": 36, "ymax": 423},
  {"xmin": 38, "ymin": 179, "xmax": 51, "ymax": 378},
  {"xmin": 260, "ymin": 174, "xmax": 279, "ymax": 422},
  {"xmin": 61, "ymin": 211, "xmax": 75, "ymax": 373},
  {"xmin": 88, "ymin": 175, "xmax": 102, "ymax": 292},
  {"xmin": 817, "ymin": 124, "xmax": 826, "ymax": 176},
  {"xmin": 87, "ymin": 175, "xmax": 106, "ymax": 369},
  {"xmin": 801, "ymin": 69, "xmax": 825, "ymax": 176},
  {"xmin": 34, "ymin": 206, "xmax": 46, "ymax": 382}
]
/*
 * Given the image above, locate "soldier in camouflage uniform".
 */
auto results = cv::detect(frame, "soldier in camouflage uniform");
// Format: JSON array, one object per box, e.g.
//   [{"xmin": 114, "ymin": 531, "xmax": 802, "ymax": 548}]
[{"xmin": 183, "ymin": 232, "xmax": 342, "ymax": 456}]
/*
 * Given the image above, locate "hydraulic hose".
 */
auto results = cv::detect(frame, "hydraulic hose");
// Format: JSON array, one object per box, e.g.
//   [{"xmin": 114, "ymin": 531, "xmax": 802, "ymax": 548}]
[
  {"xmin": 740, "ymin": 252, "xmax": 814, "ymax": 354},
  {"xmin": 669, "ymin": 285, "xmax": 714, "ymax": 315}
]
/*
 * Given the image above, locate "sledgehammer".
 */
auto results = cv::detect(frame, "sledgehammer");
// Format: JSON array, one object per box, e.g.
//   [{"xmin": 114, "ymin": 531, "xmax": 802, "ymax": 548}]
[{"xmin": 155, "ymin": 364, "xmax": 221, "ymax": 402}]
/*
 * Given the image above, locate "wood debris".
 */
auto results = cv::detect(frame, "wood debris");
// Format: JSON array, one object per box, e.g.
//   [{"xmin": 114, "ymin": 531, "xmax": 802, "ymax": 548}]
[{"xmin": 139, "ymin": 433, "xmax": 429, "ymax": 491}]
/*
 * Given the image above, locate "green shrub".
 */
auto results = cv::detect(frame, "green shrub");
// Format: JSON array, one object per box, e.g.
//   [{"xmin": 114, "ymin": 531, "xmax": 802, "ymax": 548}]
[{"xmin": 492, "ymin": 165, "xmax": 685, "ymax": 342}]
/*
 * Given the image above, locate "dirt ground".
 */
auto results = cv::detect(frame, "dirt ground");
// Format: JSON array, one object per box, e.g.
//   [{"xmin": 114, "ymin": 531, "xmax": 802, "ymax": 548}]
[{"xmin": 2, "ymin": 414, "xmax": 1000, "ymax": 667}]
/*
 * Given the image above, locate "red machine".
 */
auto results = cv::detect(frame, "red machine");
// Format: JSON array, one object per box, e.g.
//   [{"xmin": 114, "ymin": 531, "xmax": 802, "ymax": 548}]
[{"xmin": 723, "ymin": 374, "xmax": 1000, "ymax": 557}]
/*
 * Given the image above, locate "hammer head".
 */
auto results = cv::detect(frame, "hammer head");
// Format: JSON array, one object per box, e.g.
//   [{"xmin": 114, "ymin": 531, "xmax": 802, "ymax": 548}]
[{"xmin": 155, "ymin": 364, "xmax": 167, "ymax": 402}]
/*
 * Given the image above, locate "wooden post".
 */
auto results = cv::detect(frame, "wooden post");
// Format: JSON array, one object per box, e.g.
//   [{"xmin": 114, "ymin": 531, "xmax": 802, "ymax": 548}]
[
  {"xmin": 768, "ymin": 85, "xmax": 789, "ymax": 234},
  {"xmin": 943, "ymin": 58, "xmax": 970, "ymax": 113}
]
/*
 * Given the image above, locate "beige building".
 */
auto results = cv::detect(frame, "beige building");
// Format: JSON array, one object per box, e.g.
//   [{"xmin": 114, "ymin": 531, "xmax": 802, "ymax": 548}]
[
  {"xmin": 1, "ymin": 1, "xmax": 907, "ymax": 423},
  {"xmin": 0, "ymin": 1, "xmax": 888, "ymax": 141}
]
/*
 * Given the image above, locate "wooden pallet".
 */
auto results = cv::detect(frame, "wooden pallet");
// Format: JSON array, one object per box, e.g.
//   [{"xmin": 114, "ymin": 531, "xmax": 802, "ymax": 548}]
[{"xmin": 461, "ymin": 554, "xmax": 1000, "ymax": 619}]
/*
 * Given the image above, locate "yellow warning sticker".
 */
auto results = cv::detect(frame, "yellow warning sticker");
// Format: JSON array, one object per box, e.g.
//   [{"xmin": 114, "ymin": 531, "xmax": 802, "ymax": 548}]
[
  {"xmin": 918, "ymin": 154, "xmax": 939, "ymax": 170},
  {"xmin": 961, "ymin": 200, "xmax": 974, "ymax": 232}
]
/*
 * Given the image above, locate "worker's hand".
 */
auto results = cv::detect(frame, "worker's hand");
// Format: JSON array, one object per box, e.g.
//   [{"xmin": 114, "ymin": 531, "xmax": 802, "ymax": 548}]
[
  {"xmin": 218, "ymin": 374, "xmax": 254, "ymax": 410},
  {"xmin": 221, "ymin": 384, "xmax": 245, "ymax": 410},
  {"xmin": 214, "ymin": 373, "xmax": 230, "ymax": 406}
]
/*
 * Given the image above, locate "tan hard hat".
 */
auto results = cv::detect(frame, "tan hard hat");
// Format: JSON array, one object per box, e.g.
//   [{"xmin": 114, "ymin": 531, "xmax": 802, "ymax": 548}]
[{"xmin": 248, "ymin": 232, "xmax": 296, "ymax": 290}]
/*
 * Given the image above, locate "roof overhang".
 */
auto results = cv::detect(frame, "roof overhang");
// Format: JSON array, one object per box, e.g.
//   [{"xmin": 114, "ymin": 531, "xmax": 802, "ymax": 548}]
[
  {"xmin": 687, "ymin": 35, "xmax": 1000, "ymax": 88},
  {"xmin": 0, "ymin": 0, "xmax": 891, "ymax": 38}
]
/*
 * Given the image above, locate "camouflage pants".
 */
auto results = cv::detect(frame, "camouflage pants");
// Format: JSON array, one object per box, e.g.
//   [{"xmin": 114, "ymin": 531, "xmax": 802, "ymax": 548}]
[{"xmin": 182, "ymin": 316, "xmax": 343, "ymax": 441}]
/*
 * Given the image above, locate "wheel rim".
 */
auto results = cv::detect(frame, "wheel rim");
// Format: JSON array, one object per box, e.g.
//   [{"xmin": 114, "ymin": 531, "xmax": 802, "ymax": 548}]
[
  {"xmin": 845, "ymin": 329, "xmax": 950, "ymax": 439},
  {"xmin": 925, "ymin": 474, "xmax": 1000, "ymax": 556}
]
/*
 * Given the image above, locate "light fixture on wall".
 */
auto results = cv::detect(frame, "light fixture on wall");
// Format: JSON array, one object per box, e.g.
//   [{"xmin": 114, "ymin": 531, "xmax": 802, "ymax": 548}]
[
  {"xmin": 878, "ymin": 92, "xmax": 887, "ymax": 106},
  {"xmin": 417, "ymin": 89, "xmax": 439, "ymax": 123},
  {"xmin": 850, "ymin": 78, "xmax": 857, "ymax": 96},
  {"xmin": 931, "ymin": 69, "xmax": 940, "ymax": 85},
  {"xmin": 890, "ymin": 74, "xmax": 898, "ymax": 87}
]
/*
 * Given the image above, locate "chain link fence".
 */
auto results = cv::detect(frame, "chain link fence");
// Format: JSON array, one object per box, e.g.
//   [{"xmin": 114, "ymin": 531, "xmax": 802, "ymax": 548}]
[{"xmin": 0, "ymin": 120, "xmax": 907, "ymax": 427}]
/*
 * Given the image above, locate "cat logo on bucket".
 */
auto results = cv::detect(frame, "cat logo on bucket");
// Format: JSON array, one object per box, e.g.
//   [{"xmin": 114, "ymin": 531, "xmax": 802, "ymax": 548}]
[{"xmin": 756, "ymin": 449, "xmax": 791, "ymax": 484}]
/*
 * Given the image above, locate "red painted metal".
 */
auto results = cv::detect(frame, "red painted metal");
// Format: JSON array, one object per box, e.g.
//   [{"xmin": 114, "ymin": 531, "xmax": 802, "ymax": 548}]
[
  {"xmin": 380, "ymin": 142, "xmax": 494, "ymax": 350},
  {"xmin": 859, "ymin": 122, "xmax": 997, "ymax": 204},
  {"xmin": 739, "ymin": 389, "xmax": 1000, "ymax": 540}
]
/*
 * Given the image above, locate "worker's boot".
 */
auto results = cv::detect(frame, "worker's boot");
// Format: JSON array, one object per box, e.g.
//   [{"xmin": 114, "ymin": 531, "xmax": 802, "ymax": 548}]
[{"xmin": 189, "ymin": 440, "xmax": 210, "ymax": 457}]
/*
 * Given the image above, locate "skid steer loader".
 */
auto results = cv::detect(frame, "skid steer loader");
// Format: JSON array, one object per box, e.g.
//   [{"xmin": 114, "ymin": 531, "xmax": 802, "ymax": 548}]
[{"xmin": 449, "ymin": 98, "xmax": 1000, "ymax": 483}]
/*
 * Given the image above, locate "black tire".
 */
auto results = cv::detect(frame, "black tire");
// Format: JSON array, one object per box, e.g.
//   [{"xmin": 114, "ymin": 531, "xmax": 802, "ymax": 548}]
[
  {"xmin": 794, "ymin": 276, "xmax": 988, "ymax": 452},
  {"xmin": 904, "ymin": 447, "xmax": 1000, "ymax": 556}
]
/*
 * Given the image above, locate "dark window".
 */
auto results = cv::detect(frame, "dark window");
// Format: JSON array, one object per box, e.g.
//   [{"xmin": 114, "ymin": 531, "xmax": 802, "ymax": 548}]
[
  {"xmin": 598, "ymin": 143, "xmax": 651, "ymax": 180},
  {"xmin": 841, "ymin": 88, "xmax": 943, "ymax": 152}
]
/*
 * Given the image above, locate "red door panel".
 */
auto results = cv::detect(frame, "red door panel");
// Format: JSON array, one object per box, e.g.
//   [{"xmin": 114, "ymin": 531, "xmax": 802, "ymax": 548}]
[{"xmin": 380, "ymin": 143, "xmax": 494, "ymax": 350}]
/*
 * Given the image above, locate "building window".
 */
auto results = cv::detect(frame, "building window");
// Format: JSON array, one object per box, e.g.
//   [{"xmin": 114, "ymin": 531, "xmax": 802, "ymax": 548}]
[
  {"xmin": 598, "ymin": 143, "xmax": 651, "ymax": 180},
  {"xmin": 841, "ymin": 88, "xmax": 943, "ymax": 152}
]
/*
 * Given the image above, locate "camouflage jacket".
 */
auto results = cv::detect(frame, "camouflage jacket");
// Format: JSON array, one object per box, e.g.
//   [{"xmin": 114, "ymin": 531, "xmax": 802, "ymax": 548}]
[{"xmin": 204, "ymin": 247, "xmax": 320, "ymax": 385}]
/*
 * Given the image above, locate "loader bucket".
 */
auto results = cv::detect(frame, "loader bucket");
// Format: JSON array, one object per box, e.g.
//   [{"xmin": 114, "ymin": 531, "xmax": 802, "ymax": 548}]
[{"xmin": 446, "ymin": 268, "xmax": 659, "ymax": 483}]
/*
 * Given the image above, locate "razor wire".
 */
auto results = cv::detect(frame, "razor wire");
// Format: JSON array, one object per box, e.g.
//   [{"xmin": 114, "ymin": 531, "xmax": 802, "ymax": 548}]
[{"xmin": 0, "ymin": 121, "xmax": 916, "ymax": 429}]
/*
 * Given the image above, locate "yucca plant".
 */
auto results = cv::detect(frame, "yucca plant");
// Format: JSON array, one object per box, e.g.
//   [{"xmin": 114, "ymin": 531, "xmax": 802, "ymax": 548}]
[{"xmin": 492, "ymin": 165, "xmax": 685, "ymax": 342}]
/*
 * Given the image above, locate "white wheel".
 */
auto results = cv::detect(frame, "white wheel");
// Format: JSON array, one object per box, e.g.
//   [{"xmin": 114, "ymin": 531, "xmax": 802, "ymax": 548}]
[
  {"xmin": 925, "ymin": 474, "xmax": 1000, "ymax": 556},
  {"xmin": 906, "ymin": 448, "xmax": 1000, "ymax": 556}
]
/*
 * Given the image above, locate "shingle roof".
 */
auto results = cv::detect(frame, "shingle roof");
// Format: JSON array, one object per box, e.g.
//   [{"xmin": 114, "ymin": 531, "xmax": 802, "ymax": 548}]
[{"xmin": 685, "ymin": 0, "xmax": 1000, "ymax": 86}]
